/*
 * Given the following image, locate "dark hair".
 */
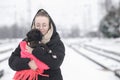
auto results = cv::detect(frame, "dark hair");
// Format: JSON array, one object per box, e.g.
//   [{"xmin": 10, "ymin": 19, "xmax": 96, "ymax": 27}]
[{"xmin": 26, "ymin": 29, "xmax": 43, "ymax": 48}]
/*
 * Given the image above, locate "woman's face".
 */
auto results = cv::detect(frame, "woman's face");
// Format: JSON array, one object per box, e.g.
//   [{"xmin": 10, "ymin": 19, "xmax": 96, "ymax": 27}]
[{"xmin": 35, "ymin": 16, "xmax": 49, "ymax": 35}]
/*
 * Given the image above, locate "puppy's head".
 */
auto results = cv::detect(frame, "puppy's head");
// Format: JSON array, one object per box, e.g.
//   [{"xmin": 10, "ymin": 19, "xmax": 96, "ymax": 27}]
[{"xmin": 26, "ymin": 29, "xmax": 43, "ymax": 48}]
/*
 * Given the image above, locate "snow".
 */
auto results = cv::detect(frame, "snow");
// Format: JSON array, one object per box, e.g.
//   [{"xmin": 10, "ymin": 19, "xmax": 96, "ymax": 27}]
[
  {"xmin": 0, "ymin": 0, "xmax": 114, "ymax": 31},
  {"xmin": 61, "ymin": 41, "xmax": 119, "ymax": 80},
  {"xmin": 0, "ymin": 0, "xmax": 120, "ymax": 79},
  {"xmin": 0, "ymin": 38, "xmax": 120, "ymax": 80}
]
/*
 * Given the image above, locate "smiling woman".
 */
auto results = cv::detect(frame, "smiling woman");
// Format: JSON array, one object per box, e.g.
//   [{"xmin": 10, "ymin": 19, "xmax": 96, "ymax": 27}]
[{"xmin": 8, "ymin": 9, "xmax": 65, "ymax": 80}]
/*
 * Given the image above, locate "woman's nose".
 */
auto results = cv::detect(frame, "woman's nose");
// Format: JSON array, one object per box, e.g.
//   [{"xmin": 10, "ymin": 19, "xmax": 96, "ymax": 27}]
[{"xmin": 39, "ymin": 26, "xmax": 43, "ymax": 30}]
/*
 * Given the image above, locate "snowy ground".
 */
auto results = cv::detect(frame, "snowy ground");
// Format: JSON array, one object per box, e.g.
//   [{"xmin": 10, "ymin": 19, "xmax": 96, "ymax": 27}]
[
  {"xmin": 0, "ymin": 38, "xmax": 120, "ymax": 80},
  {"xmin": 61, "ymin": 43, "xmax": 119, "ymax": 80}
]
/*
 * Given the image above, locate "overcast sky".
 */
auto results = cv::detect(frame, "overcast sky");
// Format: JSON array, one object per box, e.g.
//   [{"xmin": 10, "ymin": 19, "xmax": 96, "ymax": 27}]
[{"xmin": 0, "ymin": 0, "xmax": 120, "ymax": 31}]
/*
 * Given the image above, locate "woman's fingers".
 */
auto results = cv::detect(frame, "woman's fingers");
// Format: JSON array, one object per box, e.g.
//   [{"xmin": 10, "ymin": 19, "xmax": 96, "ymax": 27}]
[
  {"xmin": 28, "ymin": 60, "xmax": 38, "ymax": 70},
  {"xmin": 26, "ymin": 45, "xmax": 33, "ymax": 53}
]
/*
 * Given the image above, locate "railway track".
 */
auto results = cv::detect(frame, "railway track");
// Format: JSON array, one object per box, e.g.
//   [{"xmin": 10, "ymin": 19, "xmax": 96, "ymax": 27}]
[
  {"xmin": 0, "ymin": 48, "xmax": 13, "ymax": 54},
  {"xmin": 0, "ymin": 48, "xmax": 13, "ymax": 63},
  {"xmin": 68, "ymin": 43, "xmax": 120, "ymax": 78},
  {"xmin": 0, "ymin": 70, "xmax": 4, "ymax": 78},
  {"xmin": 0, "ymin": 48, "xmax": 14, "ymax": 78}
]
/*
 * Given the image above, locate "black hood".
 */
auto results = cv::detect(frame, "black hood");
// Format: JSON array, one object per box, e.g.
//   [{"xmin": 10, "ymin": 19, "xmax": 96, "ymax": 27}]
[{"xmin": 31, "ymin": 9, "xmax": 59, "ymax": 39}]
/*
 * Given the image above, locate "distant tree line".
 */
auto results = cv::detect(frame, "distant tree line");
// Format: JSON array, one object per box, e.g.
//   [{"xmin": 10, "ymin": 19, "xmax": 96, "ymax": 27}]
[
  {"xmin": 0, "ymin": 23, "xmax": 81, "ymax": 39},
  {"xmin": 62, "ymin": 0, "xmax": 120, "ymax": 38},
  {"xmin": 61, "ymin": 25, "xmax": 81, "ymax": 38},
  {"xmin": 0, "ymin": 24, "xmax": 29, "ymax": 39},
  {"xmin": 99, "ymin": 7, "xmax": 120, "ymax": 38},
  {"xmin": 99, "ymin": 0, "xmax": 120, "ymax": 38}
]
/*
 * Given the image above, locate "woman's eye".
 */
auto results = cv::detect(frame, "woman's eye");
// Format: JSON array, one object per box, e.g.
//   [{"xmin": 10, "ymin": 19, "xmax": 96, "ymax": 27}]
[
  {"xmin": 42, "ymin": 24, "xmax": 47, "ymax": 27},
  {"xmin": 36, "ymin": 25, "xmax": 40, "ymax": 28},
  {"xmin": 43, "ymin": 25, "xmax": 46, "ymax": 27}
]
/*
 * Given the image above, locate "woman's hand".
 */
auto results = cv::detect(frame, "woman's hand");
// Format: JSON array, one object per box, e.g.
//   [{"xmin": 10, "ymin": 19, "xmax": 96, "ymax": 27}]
[
  {"xmin": 28, "ymin": 60, "xmax": 38, "ymax": 70},
  {"xmin": 26, "ymin": 45, "xmax": 33, "ymax": 54}
]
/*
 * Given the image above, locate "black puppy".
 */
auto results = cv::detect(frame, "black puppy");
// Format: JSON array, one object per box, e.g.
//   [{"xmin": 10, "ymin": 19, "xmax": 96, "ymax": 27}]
[
  {"xmin": 26, "ymin": 29, "xmax": 43, "ymax": 48},
  {"xmin": 26, "ymin": 29, "xmax": 57, "ymax": 59},
  {"xmin": 26, "ymin": 29, "xmax": 50, "ymax": 53}
]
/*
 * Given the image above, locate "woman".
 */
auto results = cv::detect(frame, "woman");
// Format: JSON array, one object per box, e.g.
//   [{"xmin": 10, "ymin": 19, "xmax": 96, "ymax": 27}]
[{"xmin": 9, "ymin": 9, "xmax": 65, "ymax": 80}]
